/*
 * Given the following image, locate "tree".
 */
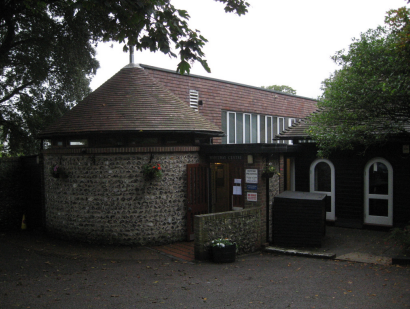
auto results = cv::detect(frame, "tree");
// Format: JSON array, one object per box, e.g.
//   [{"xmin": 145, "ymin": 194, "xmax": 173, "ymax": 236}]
[
  {"xmin": 261, "ymin": 85, "xmax": 297, "ymax": 95},
  {"xmin": 307, "ymin": 7, "xmax": 410, "ymax": 158},
  {"xmin": 0, "ymin": 0, "xmax": 249, "ymax": 155}
]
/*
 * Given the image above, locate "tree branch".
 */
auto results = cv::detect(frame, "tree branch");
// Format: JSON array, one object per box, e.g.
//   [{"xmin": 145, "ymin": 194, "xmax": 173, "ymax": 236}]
[{"xmin": 0, "ymin": 81, "xmax": 34, "ymax": 105}]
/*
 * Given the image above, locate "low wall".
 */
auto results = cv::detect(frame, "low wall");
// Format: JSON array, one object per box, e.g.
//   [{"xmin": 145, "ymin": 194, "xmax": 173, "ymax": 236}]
[{"xmin": 194, "ymin": 207, "xmax": 262, "ymax": 261}]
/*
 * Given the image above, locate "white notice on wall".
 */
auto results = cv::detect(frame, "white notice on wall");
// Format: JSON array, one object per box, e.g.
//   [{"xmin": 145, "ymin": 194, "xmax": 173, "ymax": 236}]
[
  {"xmin": 233, "ymin": 186, "xmax": 242, "ymax": 195},
  {"xmin": 233, "ymin": 179, "xmax": 242, "ymax": 195},
  {"xmin": 247, "ymin": 192, "xmax": 257, "ymax": 202},
  {"xmin": 245, "ymin": 169, "xmax": 258, "ymax": 184}
]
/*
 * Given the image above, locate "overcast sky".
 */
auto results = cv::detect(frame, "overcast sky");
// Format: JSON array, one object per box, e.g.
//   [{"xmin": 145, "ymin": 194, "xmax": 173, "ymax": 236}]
[{"xmin": 90, "ymin": 0, "xmax": 408, "ymax": 99}]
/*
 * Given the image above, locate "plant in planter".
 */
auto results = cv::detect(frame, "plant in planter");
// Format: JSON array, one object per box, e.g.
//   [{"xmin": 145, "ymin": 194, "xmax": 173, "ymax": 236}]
[
  {"xmin": 50, "ymin": 164, "xmax": 68, "ymax": 179},
  {"xmin": 142, "ymin": 163, "xmax": 163, "ymax": 180},
  {"xmin": 262, "ymin": 163, "xmax": 280, "ymax": 178},
  {"xmin": 210, "ymin": 238, "xmax": 238, "ymax": 263}
]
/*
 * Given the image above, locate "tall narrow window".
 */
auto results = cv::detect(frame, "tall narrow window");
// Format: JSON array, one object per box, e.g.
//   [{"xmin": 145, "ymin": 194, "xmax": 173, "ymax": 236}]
[
  {"xmin": 236, "ymin": 113, "xmax": 243, "ymax": 144},
  {"xmin": 287, "ymin": 118, "xmax": 297, "ymax": 145},
  {"xmin": 265, "ymin": 116, "xmax": 273, "ymax": 143},
  {"xmin": 189, "ymin": 90, "xmax": 199, "ymax": 111},
  {"xmin": 228, "ymin": 112, "xmax": 236, "ymax": 144},
  {"xmin": 252, "ymin": 114, "xmax": 259, "ymax": 143},
  {"xmin": 244, "ymin": 114, "xmax": 251, "ymax": 143}
]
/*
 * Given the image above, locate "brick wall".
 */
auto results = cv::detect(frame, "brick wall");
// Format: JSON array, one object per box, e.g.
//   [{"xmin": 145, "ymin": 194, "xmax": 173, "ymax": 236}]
[
  {"xmin": 43, "ymin": 150, "xmax": 201, "ymax": 245},
  {"xmin": 194, "ymin": 207, "xmax": 262, "ymax": 261}
]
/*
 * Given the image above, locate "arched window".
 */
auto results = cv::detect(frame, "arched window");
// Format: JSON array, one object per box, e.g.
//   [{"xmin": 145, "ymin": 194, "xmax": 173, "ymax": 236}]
[
  {"xmin": 310, "ymin": 159, "xmax": 335, "ymax": 221},
  {"xmin": 364, "ymin": 158, "xmax": 393, "ymax": 226}
]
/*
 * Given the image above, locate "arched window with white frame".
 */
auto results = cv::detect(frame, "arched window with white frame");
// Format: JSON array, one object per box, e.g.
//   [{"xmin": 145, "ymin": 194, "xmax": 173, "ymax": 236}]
[
  {"xmin": 310, "ymin": 159, "xmax": 335, "ymax": 221},
  {"xmin": 364, "ymin": 158, "xmax": 393, "ymax": 226}
]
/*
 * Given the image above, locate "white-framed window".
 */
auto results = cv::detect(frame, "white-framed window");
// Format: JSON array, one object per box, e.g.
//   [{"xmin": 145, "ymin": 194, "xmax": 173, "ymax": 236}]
[
  {"xmin": 189, "ymin": 90, "xmax": 199, "ymax": 111},
  {"xmin": 265, "ymin": 116, "xmax": 273, "ymax": 144},
  {"xmin": 244, "ymin": 113, "xmax": 260, "ymax": 143},
  {"xmin": 223, "ymin": 111, "xmax": 295, "ymax": 145},
  {"xmin": 227, "ymin": 112, "xmax": 261, "ymax": 144},
  {"xmin": 287, "ymin": 118, "xmax": 297, "ymax": 145},
  {"xmin": 227, "ymin": 112, "xmax": 237, "ymax": 144},
  {"xmin": 310, "ymin": 159, "xmax": 336, "ymax": 221}
]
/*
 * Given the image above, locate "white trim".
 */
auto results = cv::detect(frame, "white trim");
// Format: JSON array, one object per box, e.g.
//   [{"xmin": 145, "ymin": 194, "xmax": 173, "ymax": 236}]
[
  {"xmin": 364, "ymin": 157, "xmax": 393, "ymax": 226},
  {"xmin": 310, "ymin": 159, "xmax": 335, "ymax": 221},
  {"xmin": 256, "ymin": 115, "xmax": 260, "ymax": 143}
]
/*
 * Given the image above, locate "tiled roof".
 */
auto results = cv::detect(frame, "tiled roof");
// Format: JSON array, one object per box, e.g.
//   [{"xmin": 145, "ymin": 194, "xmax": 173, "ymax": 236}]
[
  {"xmin": 38, "ymin": 64, "xmax": 225, "ymax": 138},
  {"xmin": 276, "ymin": 117, "xmax": 312, "ymax": 140},
  {"xmin": 276, "ymin": 110, "xmax": 410, "ymax": 141}
]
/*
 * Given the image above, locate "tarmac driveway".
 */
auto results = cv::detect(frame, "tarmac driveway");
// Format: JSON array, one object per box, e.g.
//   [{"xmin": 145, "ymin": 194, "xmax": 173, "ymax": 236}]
[{"xmin": 1, "ymin": 231, "xmax": 410, "ymax": 309}]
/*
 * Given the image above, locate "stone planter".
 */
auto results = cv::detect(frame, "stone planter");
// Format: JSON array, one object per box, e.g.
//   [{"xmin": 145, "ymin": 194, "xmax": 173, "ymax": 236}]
[{"xmin": 211, "ymin": 244, "xmax": 236, "ymax": 263}]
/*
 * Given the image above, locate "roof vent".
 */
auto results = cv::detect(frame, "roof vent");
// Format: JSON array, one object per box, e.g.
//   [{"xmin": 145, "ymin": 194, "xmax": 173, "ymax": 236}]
[{"xmin": 189, "ymin": 90, "xmax": 199, "ymax": 111}]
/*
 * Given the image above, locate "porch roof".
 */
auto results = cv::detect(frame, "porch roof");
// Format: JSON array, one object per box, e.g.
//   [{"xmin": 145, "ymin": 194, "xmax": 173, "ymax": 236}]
[{"xmin": 200, "ymin": 143, "xmax": 303, "ymax": 154}]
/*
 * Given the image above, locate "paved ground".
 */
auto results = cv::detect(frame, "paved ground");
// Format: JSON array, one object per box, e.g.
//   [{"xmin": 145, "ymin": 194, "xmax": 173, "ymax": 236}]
[{"xmin": 1, "ymin": 227, "xmax": 409, "ymax": 308}]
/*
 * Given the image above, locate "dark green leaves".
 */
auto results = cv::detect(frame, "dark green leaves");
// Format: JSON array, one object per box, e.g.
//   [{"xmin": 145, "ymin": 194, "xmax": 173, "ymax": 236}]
[{"xmin": 308, "ymin": 15, "xmax": 410, "ymax": 157}]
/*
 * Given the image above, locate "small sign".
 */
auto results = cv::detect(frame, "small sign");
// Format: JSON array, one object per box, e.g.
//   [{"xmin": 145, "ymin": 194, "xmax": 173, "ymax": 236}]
[
  {"xmin": 247, "ymin": 192, "xmax": 257, "ymax": 201},
  {"xmin": 245, "ymin": 169, "xmax": 258, "ymax": 184},
  {"xmin": 233, "ymin": 178, "xmax": 242, "ymax": 195},
  {"xmin": 233, "ymin": 186, "xmax": 242, "ymax": 195},
  {"xmin": 246, "ymin": 184, "xmax": 257, "ymax": 190}
]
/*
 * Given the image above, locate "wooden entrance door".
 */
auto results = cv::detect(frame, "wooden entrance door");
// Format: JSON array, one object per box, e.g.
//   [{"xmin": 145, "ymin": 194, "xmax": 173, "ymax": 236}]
[
  {"xmin": 211, "ymin": 163, "xmax": 230, "ymax": 213},
  {"xmin": 186, "ymin": 164, "xmax": 209, "ymax": 241}
]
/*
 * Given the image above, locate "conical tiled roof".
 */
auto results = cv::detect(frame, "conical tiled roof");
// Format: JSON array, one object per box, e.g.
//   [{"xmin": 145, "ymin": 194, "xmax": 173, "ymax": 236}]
[{"xmin": 39, "ymin": 64, "xmax": 224, "ymax": 138}]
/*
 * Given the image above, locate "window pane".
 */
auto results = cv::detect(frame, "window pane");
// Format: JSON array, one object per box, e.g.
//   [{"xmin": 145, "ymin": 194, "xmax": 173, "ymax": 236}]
[
  {"xmin": 368, "ymin": 162, "xmax": 388, "ymax": 195},
  {"xmin": 244, "ymin": 114, "xmax": 251, "ymax": 143},
  {"xmin": 251, "ymin": 115, "xmax": 258, "ymax": 143},
  {"xmin": 260, "ymin": 117, "xmax": 265, "ymax": 143},
  {"xmin": 236, "ymin": 113, "xmax": 243, "ymax": 144},
  {"xmin": 266, "ymin": 116, "xmax": 272, "ymax": 143},
  {"xmin": 69, "ymin": 139, "xmax": 88, "ymax": 146},
  {"xmin": 314, "ymin": 162, "xmax": 331, "ymax": 192},
  {"xmin": 221, "ymin": 111, "xmax": 227, "ymax": 144},
  {"xmin": 369, "ymin": 199, "xmax": 388, "ymax": 216},
  {"xmin": 279, "ymin": 117, "xmax": 284, "ymax": 133},
  {"xmin": 228, "ymin": 112, "xmax": 235, "ymax": 144}
]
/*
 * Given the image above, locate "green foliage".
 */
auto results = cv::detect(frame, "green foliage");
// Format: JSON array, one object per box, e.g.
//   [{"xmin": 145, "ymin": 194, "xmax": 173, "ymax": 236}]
[
  {"xmin": 0, "ymin": 0, "xmax": 249, "ymax": 156},
  {"xmin": 142, "ymin": 163, "xmax": 163, "ymax": 180},
  {"xmin": 389, "ymin": 222, "xmax": 410, "ymax": 254},
  {"xmin": 308, "ymin": 9, "xmax": 410, "ymax": 157},
  {"xmin": 211, "ymin": 238, "xmax": 238, "ymax": 250},
  {"xmin": 262, "ymin": 163, "xmax": 280, "ymax": 176},
  {"xmin": 261, "ymin": 85, "xmax": 297, "ymax": 95}
]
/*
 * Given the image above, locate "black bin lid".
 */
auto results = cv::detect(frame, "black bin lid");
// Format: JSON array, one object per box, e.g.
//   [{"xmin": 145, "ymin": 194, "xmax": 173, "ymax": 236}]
[{"xmin": 275, "ymin": 191, "xmax": 327, "ymax": 201}]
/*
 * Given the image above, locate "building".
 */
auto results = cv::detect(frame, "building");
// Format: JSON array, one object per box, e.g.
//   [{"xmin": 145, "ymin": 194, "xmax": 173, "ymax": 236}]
[
  {"xmin": 277, "ymin": 118, "xmax": 410, "ymax": 228},
  {"xmin": 38, "ymin": 61, "xmax": 317, "ymax": 249}
]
